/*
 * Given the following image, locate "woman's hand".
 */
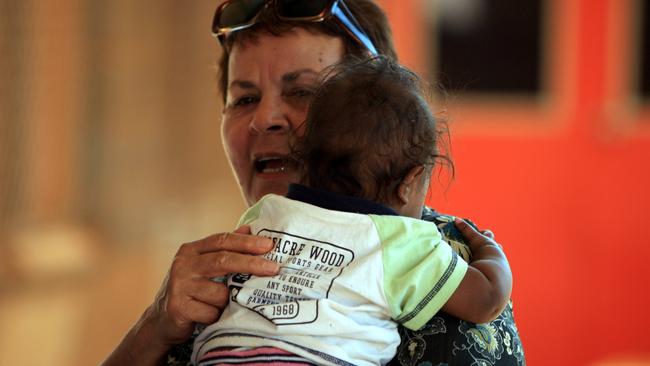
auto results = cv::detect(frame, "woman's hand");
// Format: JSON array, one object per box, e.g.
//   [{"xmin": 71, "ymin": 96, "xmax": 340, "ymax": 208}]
[
  {"xmin": 151, "ymin": 225, "xmax": 279, "ymax": 343},
  {"xmin": 101, "ymin": 226, "xmax": 279, "ymax": 366}
]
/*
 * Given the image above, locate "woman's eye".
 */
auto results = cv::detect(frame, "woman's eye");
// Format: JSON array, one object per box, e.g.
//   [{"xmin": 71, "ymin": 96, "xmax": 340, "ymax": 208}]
[
  {"xmin": 286, "ymin": 88, "xmax": 314, "ymax": 98},
  {"xmin": 233, "ymin": 95, "xmax": 259, "ymax": 107}
]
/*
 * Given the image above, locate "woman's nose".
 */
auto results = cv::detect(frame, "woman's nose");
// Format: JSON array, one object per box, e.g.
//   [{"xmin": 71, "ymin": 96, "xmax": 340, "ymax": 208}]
[{"xmin": 250, "ymin": 97, "xmax": 290, "ymax": 133}]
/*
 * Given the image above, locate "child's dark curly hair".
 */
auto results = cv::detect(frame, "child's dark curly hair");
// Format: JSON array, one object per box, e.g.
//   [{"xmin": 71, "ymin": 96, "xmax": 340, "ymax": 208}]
[{"xmin": 292, "ymin": 56, "xmax": 453, "ymax": 204}]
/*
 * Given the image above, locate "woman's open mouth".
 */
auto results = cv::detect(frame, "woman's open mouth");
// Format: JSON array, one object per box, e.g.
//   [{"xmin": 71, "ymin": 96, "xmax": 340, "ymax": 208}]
[{"xmin": 254, "ymin": 156, "xmax": 295, "ymax": 174}]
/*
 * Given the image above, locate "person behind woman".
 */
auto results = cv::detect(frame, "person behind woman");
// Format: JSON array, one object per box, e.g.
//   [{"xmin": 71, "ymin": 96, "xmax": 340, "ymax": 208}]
[
  {"xmin": 102, "ymin": 1, "xmax": 524, "ymax": 365},
  {"xmin": 192, "ymin": 56, "xmax": 513, "ymax": 366}
]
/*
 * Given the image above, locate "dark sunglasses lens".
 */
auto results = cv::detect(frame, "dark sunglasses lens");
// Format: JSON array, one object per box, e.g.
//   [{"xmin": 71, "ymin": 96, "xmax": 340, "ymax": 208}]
[
  {"xmin": 277, "ymin": 0, "xmax": 330, "ymax": 18},
  {"xmin": 215, "ymin": 0, "xmax": 266, "ymax": 31}
]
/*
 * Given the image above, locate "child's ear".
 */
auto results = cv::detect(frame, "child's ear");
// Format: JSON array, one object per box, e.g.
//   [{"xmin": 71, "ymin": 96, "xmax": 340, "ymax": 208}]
[{"xmin": 396, "ymin": 165, "xmax": 425, "ymax": 204}]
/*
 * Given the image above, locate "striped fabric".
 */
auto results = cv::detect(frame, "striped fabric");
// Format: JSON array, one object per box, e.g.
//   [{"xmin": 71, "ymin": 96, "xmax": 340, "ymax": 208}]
[{"xmin": 198, "ymin": 346, "xmax": 317, "ymax": 366}]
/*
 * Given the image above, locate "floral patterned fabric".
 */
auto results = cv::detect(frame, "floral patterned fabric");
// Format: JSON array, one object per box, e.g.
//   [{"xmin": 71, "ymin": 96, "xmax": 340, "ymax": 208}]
[{"xmin": 164, "ymin": 208, "xmax": 525, "ymax": 366}]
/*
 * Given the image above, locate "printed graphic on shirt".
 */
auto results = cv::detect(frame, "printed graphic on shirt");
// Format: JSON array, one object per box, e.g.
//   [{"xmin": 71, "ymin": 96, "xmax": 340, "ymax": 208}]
[{"xmin": 229, "ymin": 229, "xmax": 355, "ymax": 325}]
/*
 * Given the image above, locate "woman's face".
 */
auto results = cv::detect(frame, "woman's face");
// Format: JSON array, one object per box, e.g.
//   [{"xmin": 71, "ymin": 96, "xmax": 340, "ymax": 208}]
[{"xmin": 222, "ymin": 28, "xmax": 345, "ymax": 206}]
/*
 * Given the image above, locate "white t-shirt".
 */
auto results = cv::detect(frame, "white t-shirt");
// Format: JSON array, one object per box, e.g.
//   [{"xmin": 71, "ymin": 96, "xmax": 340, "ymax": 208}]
[{"xmin": 193, "ymin": 193, "xmax": 467, "ymax": 366}]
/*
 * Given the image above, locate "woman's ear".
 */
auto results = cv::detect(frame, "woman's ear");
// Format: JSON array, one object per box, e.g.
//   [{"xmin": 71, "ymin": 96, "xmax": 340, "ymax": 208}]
[{"xmin": 396, "ymin": 165, "xmax": 425, "ymax": 205}]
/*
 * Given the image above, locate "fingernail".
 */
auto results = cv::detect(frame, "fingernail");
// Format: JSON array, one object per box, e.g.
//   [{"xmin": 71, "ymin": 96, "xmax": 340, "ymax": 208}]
[{"xmin": 263, "ymin": 261, "xmax": 279, "ymax": 273}]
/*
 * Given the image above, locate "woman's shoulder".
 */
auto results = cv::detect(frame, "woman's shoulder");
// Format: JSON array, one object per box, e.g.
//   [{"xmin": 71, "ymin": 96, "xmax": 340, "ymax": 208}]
[
  {"xmin": 392, "ymin": 207, "xmax": 526, "ymax": 366},
  {"xmin": 390, "ymin": 301, "xmax": 526, "ymax": 366}
]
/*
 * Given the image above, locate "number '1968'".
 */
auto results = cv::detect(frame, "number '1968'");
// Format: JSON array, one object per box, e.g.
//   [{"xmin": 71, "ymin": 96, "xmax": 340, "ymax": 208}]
[{"xmin": 272, "ymin": 303, "xmax": 296, "ymax": 316}]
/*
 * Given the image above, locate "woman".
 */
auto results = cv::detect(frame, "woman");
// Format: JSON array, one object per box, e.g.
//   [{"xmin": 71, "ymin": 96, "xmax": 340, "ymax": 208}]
[{"xmin": 102, "ymin": 1, "xmax": 524, "ymax": 365}]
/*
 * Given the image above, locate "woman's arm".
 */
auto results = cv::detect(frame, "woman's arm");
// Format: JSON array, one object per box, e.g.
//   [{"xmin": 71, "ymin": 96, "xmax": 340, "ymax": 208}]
[
  {"xmin": 441, "ymin": 219, "xmax": 513, "ymax": 324},
  {"xmin": 100, "ymin": 226, "xmax": 279, "ymax": 366}
]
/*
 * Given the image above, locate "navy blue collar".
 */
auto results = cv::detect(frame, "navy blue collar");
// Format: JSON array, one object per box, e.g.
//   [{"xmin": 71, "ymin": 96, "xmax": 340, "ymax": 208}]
[{"xmin": 286, "ymin": 184, "xmax": 399, "ymax": 216}]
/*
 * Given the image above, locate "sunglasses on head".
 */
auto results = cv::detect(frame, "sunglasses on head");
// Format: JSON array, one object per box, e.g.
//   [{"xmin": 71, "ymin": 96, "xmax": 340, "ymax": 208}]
[{"xmin": 212, "ymin": 0, "xmax": 378, "ymax": 55}]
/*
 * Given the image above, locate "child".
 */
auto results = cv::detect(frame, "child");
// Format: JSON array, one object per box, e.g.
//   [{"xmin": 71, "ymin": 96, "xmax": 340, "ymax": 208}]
[{"xmin": 192, "ymin": 56, "xmax": 512, "ymax": 366}]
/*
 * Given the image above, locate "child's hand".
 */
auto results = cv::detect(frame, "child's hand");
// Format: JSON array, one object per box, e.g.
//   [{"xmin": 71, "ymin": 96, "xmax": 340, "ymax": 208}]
[{"xmin": 453, "ymin": 218, "xmax": 501, "ymax": 255}]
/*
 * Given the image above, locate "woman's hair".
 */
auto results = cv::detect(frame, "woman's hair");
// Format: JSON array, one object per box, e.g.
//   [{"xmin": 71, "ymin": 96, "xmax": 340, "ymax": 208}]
[
  {"xmin": 291, "ymin": 56, "xmax": 453, "ymax": 204},
  {"xmin": 217, "ymin": 0, "xmax": 397, "ymax": 102}
]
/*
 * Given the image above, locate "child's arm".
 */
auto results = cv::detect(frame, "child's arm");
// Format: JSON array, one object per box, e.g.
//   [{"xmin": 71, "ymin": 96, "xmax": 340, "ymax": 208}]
[{"xmin": 441, "ymin": 219, "xmax": 513, "ymax": 324}]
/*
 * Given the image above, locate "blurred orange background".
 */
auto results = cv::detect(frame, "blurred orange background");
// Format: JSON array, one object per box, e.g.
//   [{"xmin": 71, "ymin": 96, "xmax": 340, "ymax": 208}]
[{"xmin": 1, "ymin": 0, "xmax": 649, "ymax": 365}]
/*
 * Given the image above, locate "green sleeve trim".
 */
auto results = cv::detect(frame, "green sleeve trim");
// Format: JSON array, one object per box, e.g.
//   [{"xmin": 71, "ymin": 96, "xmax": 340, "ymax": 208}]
[
  {"xmin": 399, "ymin": 252, "xmax": 467, "ymax": 329},
  {"xmin": 236, "ymin": 195, "xmax": 266, "ymax": 228},
  {"xmin": 370, "ymin": 214, "xmax": 468, "ymax": 330}
]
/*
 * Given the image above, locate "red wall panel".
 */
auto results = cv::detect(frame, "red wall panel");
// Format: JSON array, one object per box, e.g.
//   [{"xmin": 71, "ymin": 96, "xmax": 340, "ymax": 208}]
[{"xmin": 386, "ymin": 0, "xmax": 650, "ymax": 364}]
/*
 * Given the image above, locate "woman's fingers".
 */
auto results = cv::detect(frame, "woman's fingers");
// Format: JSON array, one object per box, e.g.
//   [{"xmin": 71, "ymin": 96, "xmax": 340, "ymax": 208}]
[
  {"xmin": 156, "ymin": 276, "xmax": 225, "ymax": 334},
  {"xmin": 176, "ymin": 298, "xmax": 222, "ymax": 326},
  {"xmin": 146, "ymin": 228, "xmax": 279, "ymax": 346},
  {"xmin": 174, "ymin": 225, "xmax": 279, "ymax": 277},
  {"xmin": 189, "ymin": 251, "xmax": 279, "ymax": 278},
  {"xmin": 179, "ymin": 228, "xmax": 274, "ymax": 256},
  {"xmin": 187, "ymin": 279, "xmax": 230, "ymax": 308},
  {"xmin": 233, "ymin": 225, "xmax": 252, "ymax": 234}
]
